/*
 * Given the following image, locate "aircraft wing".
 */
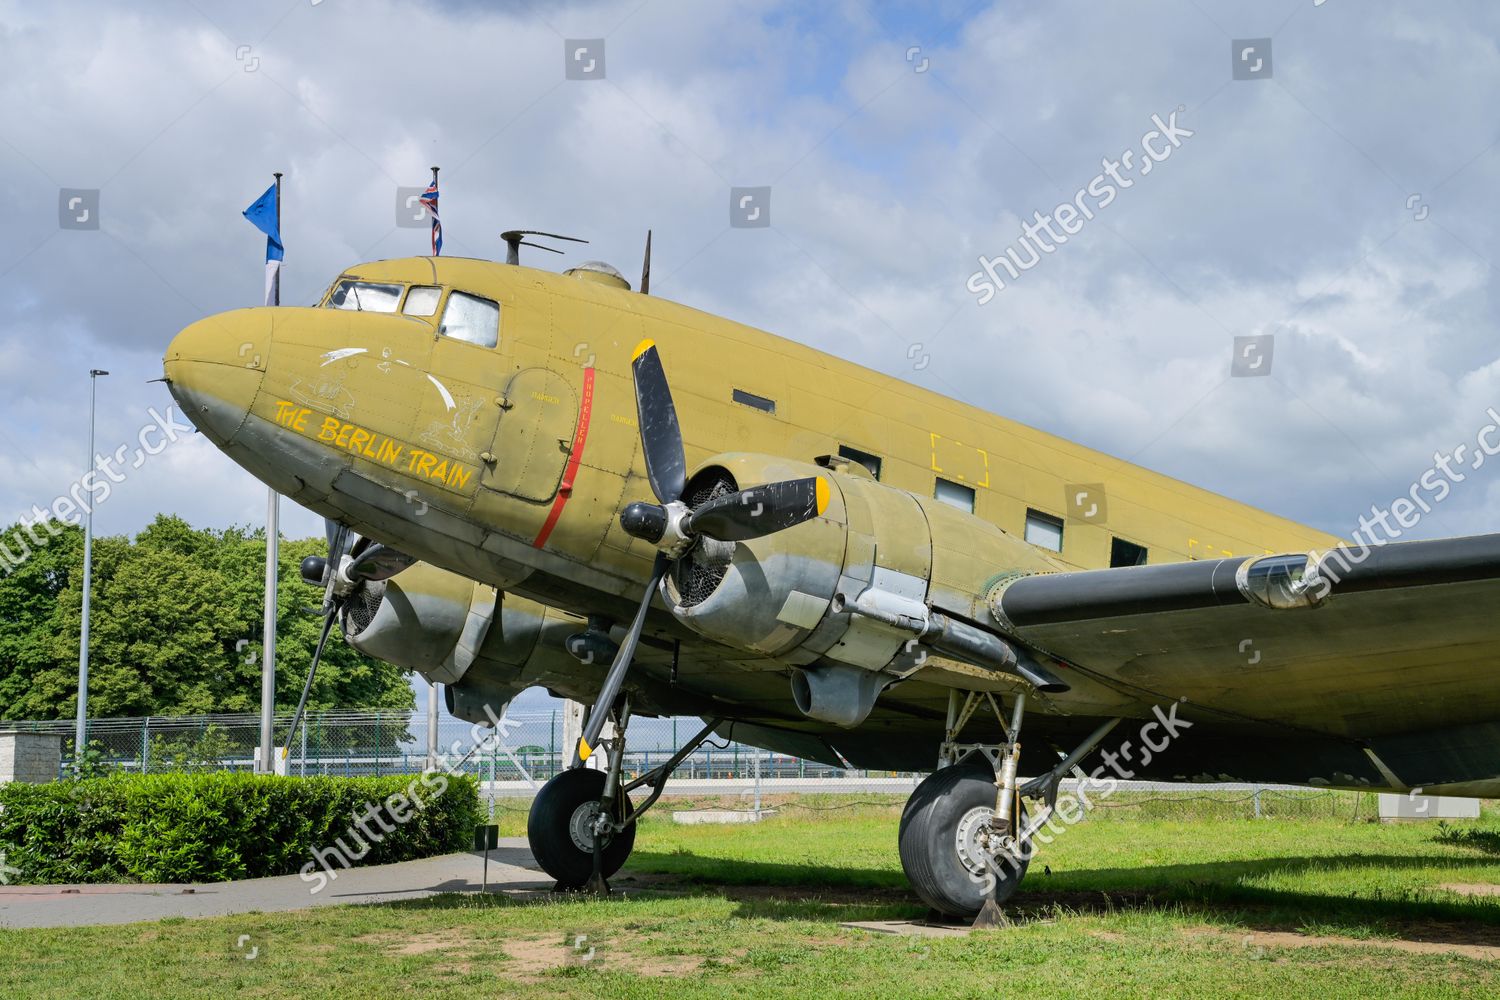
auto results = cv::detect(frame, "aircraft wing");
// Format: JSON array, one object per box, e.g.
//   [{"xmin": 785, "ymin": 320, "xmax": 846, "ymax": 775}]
[{"xmin": 989, "ymin": 533, "xmax": 1500, "ymax": 787}]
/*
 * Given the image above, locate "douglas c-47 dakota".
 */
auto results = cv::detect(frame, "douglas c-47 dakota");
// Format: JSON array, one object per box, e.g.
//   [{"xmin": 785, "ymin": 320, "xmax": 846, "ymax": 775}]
[{"xmin": 163, "ymin": 236, "xmax": 1500, "ymax": 920}]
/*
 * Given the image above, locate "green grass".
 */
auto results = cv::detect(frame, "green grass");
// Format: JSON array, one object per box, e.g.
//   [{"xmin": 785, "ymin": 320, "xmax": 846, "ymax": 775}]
[{"xmin": 5, "ymin": 796, "xmax": 1500, "ymax": 998}]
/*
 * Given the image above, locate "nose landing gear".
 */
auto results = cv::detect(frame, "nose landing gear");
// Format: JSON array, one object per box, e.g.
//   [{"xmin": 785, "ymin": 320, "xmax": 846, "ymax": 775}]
[{"xmin": 526, "ymin": 702, "xmax": 723, "ymax": 893}]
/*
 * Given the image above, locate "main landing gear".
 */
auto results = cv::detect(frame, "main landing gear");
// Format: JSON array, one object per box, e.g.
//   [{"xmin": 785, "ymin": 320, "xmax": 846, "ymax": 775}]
[
  {"xmin": 899, "ymin": 690, "xmax": 1122, "ymax": 923},
  {"xmin": 527, "ymin": 699, "xmax": 723, "ymax": 893}
]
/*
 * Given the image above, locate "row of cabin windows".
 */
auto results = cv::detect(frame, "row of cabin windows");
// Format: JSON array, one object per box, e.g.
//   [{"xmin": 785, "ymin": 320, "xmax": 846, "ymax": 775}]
[
  {"xmin": 1018, "ymin": 509, "xmax": 1147, "ymax": 565},
  {"xmin": 829, "ymin": 437, "xmax": 1150, "ymax": 568}
]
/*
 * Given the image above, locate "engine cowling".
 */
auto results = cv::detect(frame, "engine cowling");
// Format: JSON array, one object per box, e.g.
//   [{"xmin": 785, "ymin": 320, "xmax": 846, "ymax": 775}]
[
  {"xmin": 340, "ymin": 561, "xmax": 589, "ymax": 727},
  {"xmin": 660, "ymin": 453, "xmax": 1066, "ymax": 724},
  {"xmin": 341, "ymin": 561, "xmax": 499, "ymax": 687}
]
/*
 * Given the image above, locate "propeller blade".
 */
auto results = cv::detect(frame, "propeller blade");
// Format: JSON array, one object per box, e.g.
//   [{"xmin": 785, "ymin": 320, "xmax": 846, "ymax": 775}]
[
  {"xmin": 577, "ymin": 553, "xmax": 670, "ymax": 761},
  {"xmin": 686, "ymin": 477, "xmax": 829, "ymax": 541},
  {"xmin": 347, "ymin": 542, "xmax": 416, "ymax": 583},
  {"xmin": 321, "ymin": 522, "xmax": 352, "ymax": 610},
  {"xmin": 279, "ymin": 609, "xmax": 337, "ymax": 769},
  {"xmin": 631, "ymin": 340, "xmax": 687, "ymax": 504}
]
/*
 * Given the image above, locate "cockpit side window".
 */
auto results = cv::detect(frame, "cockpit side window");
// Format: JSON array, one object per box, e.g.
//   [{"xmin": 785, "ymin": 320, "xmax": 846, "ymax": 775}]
[
  {"xmin": 402, "ymin": 285, "xmax": 441, "ymax": 317},
  {"xmin": 325, "ymin": 279, "xmax": 403, "ymax": 313},
  {"xmin": 438, "ymin": 291, "xmax": 500, "ymax": 348}
]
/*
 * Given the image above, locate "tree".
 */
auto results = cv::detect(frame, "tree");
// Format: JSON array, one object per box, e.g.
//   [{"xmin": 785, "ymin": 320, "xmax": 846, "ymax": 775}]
[{"xmin": 0, "ymin": 515, "xmax": 415, "ymax": 721}]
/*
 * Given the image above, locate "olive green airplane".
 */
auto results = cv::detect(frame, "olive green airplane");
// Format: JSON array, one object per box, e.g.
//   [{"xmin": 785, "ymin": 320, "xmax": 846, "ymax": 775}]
[{"xmin": 163, "ymin": 238, "xmax": 1500, "ymax": 920}]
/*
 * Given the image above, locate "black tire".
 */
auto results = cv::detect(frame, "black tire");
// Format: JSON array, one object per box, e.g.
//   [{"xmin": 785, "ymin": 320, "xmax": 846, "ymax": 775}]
[
  {"xmin": 899, "ymin": 759, "xmax": 1030, "ymax": 918},
  {"xmin": 527, "ymin": 768, "xmax": 637, "ymax": 887}
]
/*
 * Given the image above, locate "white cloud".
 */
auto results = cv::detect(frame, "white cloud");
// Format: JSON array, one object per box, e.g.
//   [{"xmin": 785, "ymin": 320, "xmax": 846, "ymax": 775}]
[{"xmin": 0, "ymin": 0, "xmax": 1497, "ymax": 551}]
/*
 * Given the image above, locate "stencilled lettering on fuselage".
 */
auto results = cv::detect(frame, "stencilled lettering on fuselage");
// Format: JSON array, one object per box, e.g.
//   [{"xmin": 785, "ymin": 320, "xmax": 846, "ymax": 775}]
[{"xmin": 272, "ymin": 400, "xmax": 474, "ymax": 490}]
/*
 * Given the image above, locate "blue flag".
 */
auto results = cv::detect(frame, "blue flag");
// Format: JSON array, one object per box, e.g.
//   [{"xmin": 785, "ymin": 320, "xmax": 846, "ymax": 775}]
[
  {"xmin": 243, "ymin": 183, "xmax": 284, "ymax": 306},
  {"xmin": 242, "ymin": 184, "xmax": 284, "ymax": 261}
]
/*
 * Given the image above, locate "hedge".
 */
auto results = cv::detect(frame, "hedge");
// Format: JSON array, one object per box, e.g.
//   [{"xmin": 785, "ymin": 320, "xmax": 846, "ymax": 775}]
[{"xmin": 0, "ymin": 771, "xmax": 481, "ymax": 885}]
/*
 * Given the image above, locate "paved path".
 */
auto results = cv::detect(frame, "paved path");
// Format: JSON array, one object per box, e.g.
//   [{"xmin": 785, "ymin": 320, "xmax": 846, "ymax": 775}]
[{"xmin": 0, "ymin": 839, "xmax": 551, "ymax": 930}]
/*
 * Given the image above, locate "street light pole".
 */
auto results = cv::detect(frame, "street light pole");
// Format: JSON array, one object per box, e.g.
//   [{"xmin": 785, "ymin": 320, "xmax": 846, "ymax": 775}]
[{"xmin": 75, "ymin": 368, "xmax": 109, "ymax": 774}]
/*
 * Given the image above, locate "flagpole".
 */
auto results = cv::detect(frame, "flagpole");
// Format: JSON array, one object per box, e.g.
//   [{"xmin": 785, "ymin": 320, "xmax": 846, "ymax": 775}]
[
  {"xmin": 430, "ymin": 165, "xmax": 439, "ymax": 256},
  {"xmin": 424, "ymin": 165, "xmax": 442, "ymax": 767},
  {"xmin": 258, "ymin": 171, "xmax": 282, "ymax": 775}
]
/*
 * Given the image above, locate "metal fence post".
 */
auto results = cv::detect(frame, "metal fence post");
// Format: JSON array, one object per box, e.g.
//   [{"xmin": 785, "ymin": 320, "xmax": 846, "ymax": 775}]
[
  {"xmin": 140, "ymin": 716, "xmax": 150, "ymax": 773},
  {"xmin": 753, "ymin": 748, "xmax": 761, "ymax": 815}
]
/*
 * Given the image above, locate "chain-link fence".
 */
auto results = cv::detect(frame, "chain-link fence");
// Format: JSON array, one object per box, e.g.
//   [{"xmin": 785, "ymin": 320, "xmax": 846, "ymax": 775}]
[{"xmin": 2, "ymin": 709, "xmax": 1385, "ymax": 822}]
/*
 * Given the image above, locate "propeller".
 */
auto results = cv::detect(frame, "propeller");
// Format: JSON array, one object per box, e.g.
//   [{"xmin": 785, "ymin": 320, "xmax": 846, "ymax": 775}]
[
  {"xmin": 279, "ymin": 523, "xmax": 416, "ymax": 767},
  {"xmin": 575, "ymin": 339, "xmax": 830, "ymax": 761}
]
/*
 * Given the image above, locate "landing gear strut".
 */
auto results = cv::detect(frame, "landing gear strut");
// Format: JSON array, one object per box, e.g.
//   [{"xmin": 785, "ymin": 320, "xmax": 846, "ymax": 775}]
[
  {"xmin": 527, "ymin": 701, "xmax": 723, "ymax": 893},
  {"xmin": 899, "ymin": 690, "xmax": 1121, "ymax": 923}
]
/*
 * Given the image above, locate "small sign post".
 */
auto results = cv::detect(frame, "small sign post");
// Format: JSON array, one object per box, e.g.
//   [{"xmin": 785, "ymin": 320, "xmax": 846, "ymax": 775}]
[{"xmin": 473, "ymin": 824, "xmax": 499, "ymax": 892}]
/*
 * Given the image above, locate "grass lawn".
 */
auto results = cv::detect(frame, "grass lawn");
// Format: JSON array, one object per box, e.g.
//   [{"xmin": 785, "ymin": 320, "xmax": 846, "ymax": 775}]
[{"xmin": 3, "ymin": 794, "xmax": 1500, "ymax": 998}]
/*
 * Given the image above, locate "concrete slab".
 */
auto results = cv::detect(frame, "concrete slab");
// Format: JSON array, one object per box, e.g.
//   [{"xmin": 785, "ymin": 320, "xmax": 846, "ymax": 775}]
[{"xmin": 0, "ymin": 839, "xmax": 551, "ymax": 929}]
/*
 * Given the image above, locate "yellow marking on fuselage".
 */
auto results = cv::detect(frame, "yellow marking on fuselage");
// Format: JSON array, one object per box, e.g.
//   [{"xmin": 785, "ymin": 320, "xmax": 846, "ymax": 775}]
[
  {"xmin": 272, "ymin": 401, "xmax": 312, "ymax": 433},
  {"xmin": 278, "ymin": 401, "xmax": 473, "ymax": 490}
]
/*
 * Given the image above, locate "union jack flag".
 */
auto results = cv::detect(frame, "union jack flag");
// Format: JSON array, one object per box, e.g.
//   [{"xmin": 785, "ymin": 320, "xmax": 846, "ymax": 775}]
[{"xmin": 420, "ymin": 180, "xmax": 442, "ymax": 256}]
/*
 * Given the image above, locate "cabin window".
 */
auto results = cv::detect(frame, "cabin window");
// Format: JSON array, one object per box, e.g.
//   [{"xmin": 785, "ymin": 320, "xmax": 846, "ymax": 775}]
[
  {"xmin": 438, "ymin": 291, "xmax": 500, "ymax": 348},
  {"xmin": 838, "ymin": 445, "xmax": 882, "ymax": 480},
  {"xmin": 1024, "ymin": 509, "xmax": 1064, "ymax": 552},
  {"xmin": 732, "ymin": 388, "xmax": 776, "ymax": 414},
  {"xmin": 1111, "ymin": 537, "xmax": 1148, "ymax": 567},
  {"xmin": 402, "ymin": 285, "xmax": 441, "ymax": 317},
  {"xmin": 326, "ymin": 279, "xmax": 403, "ymax": 313},
  {"xmin": 934, "ymin": 478, "xmax": 975, "ymax": 513}
]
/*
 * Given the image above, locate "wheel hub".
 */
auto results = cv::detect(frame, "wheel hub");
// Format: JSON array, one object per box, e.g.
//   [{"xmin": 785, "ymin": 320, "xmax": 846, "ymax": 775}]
[
  {"xmin": 954, "ymin": 805, "xmax": 1001, "ymax": 881},
  {"xmin": 567, "ymin": 800, "xmax": 605, "ymax": 854}
]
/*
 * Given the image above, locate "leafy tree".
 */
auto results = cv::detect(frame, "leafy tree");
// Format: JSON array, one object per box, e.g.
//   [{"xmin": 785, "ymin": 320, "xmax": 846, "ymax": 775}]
[{"xmin": 0, "ymin": 515, "xmax": 415, "ymax": 721}]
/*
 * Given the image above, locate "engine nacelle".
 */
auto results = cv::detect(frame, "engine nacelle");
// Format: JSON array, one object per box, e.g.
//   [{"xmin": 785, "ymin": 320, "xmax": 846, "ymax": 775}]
[
  {"xmin": 341, "ymin": 561, "xmax": 589, "ymax": 727},
  {"xmin": 661, "ymin": 453, "xmax": 1066, "ymax": 723},
  {"xmin": 341, "ymin": 561, "xmax": 499, "ymax": 687}
]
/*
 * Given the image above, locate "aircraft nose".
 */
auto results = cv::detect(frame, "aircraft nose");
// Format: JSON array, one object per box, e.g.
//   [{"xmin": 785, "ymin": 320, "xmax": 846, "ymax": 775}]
[{"xmin": 163, "ymin": 309, "xmax": 268, "ymax": 447}]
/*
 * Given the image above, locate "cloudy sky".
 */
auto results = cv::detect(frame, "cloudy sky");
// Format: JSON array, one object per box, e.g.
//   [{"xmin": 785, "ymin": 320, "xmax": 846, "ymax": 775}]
[{"xmin": 5, "ymin": 0, "xmax": 1500, "ymax": 554}]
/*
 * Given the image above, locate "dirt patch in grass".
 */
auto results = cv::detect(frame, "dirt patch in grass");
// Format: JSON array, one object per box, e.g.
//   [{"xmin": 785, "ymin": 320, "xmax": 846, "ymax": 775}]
[
  {"xmin": 355, "ymin": 927, "xmax": 709, "ymax": 979},
  {"xmin": 502, "ymin": 932, "xmax": 707, "ymax": 979},
  {"xmin": 1191, "ymin": 926, "xmax": 1500, "ymax": 962},
  {"xmin": 1443, "ymin": 884, "xmax": 1500, "ymax": 898}
]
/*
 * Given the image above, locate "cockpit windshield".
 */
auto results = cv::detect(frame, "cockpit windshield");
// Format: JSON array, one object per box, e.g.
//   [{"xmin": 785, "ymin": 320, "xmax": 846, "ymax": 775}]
[{"xmin": 325, "ymin": 279, "xmax": 403, "ymax": 312}]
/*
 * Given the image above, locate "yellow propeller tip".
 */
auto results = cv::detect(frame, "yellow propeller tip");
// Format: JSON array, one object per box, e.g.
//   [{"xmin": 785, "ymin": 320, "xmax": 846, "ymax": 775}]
[
  {"xmin": 578, "ymin": 737, "xmax": 593, "ymax": 762},
  {"xmin": 631, "ymin": 338, "xmax": 656, "ymax": 362},
  {"xmin": 815, "ymin": 476, "xmax": 830, "ymax": 515}
]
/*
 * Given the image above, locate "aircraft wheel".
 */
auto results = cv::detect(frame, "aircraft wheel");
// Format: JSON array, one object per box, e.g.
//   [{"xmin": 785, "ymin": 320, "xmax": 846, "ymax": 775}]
[
  {"xmin": 527, "ymin": 768, "xmax": 637, "ymax": 888},
  {"xmin": 899, "ymin": 759, "xmax": 1030, "ymax": 918}
]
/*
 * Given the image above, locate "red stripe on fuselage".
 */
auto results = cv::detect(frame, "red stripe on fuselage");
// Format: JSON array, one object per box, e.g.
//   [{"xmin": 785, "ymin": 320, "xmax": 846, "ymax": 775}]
[{"xmin": 532, "ymin": 366, "xmax": 595, "ymax": 549}]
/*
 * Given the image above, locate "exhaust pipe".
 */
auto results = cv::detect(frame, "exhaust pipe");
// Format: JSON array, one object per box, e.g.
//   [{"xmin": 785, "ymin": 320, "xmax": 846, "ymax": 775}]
[{"xmin": 790, "ymin": 665, "xmax": 891, "ymax": 728}]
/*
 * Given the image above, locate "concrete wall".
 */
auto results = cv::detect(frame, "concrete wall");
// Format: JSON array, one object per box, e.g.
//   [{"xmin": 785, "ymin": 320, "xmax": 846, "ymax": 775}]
[
  {"xmin": 0, "ymin": 731, "xmax": 64, "ymax": 784},
  {"xmin": 1377, "ymin": 792, "xmax": 1481, "ymax": 821}
]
